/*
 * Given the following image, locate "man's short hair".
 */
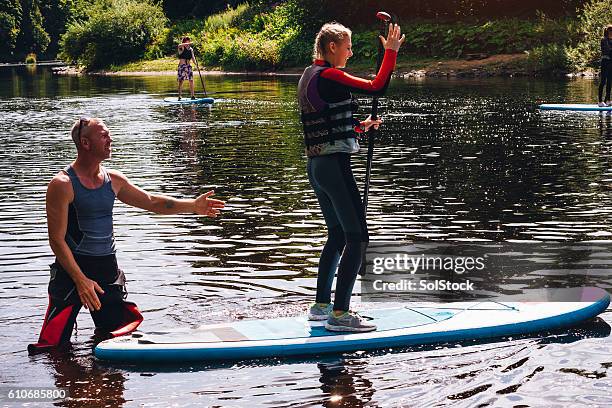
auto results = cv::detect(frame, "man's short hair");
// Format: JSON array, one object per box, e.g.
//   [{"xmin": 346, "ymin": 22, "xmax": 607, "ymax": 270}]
[{"xmin": 70, "ymin": 117, "xmax": 93, "ymax": 148}]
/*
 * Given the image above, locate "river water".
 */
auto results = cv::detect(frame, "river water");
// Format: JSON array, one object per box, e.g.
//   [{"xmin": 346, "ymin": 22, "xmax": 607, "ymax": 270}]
[{"xmin": 0, "ymin": 66, "xmax": 611, "ymax": 407}]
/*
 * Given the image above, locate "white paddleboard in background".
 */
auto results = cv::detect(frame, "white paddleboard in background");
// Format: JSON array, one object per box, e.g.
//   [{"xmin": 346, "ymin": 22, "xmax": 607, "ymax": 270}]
[{"xmin": 539, "ymin": 103, "xmax": 612, "ymax": 111}]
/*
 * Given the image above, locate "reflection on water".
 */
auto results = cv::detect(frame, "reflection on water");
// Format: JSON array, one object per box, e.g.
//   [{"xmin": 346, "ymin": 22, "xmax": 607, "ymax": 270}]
[{"xmin": 0, "ymin": 65, "xmax": 611, "ymax": 406}]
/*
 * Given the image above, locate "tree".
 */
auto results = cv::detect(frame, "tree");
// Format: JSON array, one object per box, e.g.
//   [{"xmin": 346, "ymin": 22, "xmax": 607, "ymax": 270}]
[
  {"xmin": 60, "ymin": 0, "xmax": 168, "ymax": 69},
  {"xmin": 162, "ymin": 0, "xmax": 244, "ymax": 19},
  {"xmin": 16, "ymin": 0, "xmax": 50, "ymax": 55},
  {"xmin": 40, "ymin": 0, "xmax": 78, "ymax": 57},
  {"xmin": 0, "ymin": 0, "xmax": 22, "ymax": 59},
  {"xmin": 567, "ymin": 0, "xmax": 612, "ymax": 71}
]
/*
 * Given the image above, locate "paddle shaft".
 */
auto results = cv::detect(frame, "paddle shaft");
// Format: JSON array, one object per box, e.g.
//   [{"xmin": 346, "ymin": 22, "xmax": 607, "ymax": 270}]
[
  {"xmin": 362, "ymin": 13, "xmax": 391, "ymax": 211},
  {"xmin": 191, "ymin": 48, "xmax": 208, "ymax": 97}
]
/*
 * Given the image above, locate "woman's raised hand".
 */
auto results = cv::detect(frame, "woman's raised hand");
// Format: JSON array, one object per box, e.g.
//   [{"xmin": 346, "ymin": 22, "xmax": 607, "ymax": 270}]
[{"xmin": 379, "ymin": 23, "xmax": 405, "ymax": 52}]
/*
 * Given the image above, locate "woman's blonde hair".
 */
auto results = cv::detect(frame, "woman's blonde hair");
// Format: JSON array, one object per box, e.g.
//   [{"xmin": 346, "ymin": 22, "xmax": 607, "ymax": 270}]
[{"xmin": 313, "ymin": 22, "xmax": 352, "ymax": 60}]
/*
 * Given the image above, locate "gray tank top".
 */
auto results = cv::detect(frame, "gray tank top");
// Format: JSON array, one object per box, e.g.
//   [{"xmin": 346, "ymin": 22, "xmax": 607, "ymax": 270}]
[{"xmin": 64, "ymin": 165, "xmax": 116, "ymax": 256}]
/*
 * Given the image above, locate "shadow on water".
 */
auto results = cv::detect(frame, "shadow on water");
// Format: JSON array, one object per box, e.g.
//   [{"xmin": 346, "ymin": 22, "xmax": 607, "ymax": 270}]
[{"xmin": 30, "ymin": 347, "xmax": 127, "ymax": 407}]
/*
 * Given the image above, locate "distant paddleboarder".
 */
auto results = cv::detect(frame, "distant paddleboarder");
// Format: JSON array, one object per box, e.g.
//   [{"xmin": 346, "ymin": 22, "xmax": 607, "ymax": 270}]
[
  {"xmin": 177, "ymin": 37, "xmax": 196, "ymax": 100},
  {"xmin": 598, "ymin": 25, "xmax": 612, "ymax": 107},
  {"xmin": 297, "ymin": 22, "xmax": 404, "ymax": 332},
  {"xmin": 28, "ymin": 118, "xmax": 225, "ymax": 353}
]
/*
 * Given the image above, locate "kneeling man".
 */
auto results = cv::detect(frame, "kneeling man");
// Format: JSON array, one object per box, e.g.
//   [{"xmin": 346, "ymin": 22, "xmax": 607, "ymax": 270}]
[{"xmin": 29, "ymin": 118, "xmax": 224, "ymax": 353}]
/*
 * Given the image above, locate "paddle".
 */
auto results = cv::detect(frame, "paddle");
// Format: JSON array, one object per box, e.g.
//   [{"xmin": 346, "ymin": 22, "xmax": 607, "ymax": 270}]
[
  {"xmin": 191, "ymin": 46, "xmax": 208, "ymax": 97},
  {"xmin": 362, "ymin": 11, "xmax": 392, "ymax": 212}
]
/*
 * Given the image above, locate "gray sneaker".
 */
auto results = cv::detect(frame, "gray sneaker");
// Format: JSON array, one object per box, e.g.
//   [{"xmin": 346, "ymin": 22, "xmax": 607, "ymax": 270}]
[
  {"xmin": 325, "ymin": 311, "xmax": 377, "ymax": 332},
  {"xmin": 308, "ymin": 303, "xmax": 332, "ymax": 321}
]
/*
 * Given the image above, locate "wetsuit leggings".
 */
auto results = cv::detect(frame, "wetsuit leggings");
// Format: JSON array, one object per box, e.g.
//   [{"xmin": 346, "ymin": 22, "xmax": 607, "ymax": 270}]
[
  {"xmin": 28, "ymin": 254, "xmax": 143, "ymax": 354},
  {"xmin": 599, "ymin": 59, "xmax": 612, "ymax": 102},
  {"xmin": 307, "ymin": 153, "xmax": 368, "ymax": 312}
]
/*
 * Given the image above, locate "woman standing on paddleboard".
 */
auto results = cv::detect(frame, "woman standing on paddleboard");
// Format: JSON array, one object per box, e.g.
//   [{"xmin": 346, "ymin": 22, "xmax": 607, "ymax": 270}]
[
  {"xmin": 598, "ymin": 25, "xmax": 612, "ymax": 107},
  {"xmin": 177, "ymin": 37, "xmax": 195, "ymax": 100},
  {"xmin": 298, "ymin": 22, "xmax": 404, "ymax": 332}
]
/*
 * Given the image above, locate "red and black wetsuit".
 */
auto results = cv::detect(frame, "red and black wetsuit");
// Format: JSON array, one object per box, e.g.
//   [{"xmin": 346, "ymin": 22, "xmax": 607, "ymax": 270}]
[{"xmin": 297, "ymin": 49, "xmax": 397, "ymax": 312}]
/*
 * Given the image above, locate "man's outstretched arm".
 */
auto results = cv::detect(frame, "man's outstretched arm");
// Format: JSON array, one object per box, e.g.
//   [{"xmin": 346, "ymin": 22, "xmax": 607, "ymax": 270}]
[{"xmin": 110, "ymin": 169, "xmax": 225, "ymax": 216}]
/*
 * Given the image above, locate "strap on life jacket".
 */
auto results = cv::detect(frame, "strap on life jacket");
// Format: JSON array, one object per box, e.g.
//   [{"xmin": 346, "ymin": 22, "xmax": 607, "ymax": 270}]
[{"xmin": 298, "ymin": 64, "xmax": 356, "ymax": 150}]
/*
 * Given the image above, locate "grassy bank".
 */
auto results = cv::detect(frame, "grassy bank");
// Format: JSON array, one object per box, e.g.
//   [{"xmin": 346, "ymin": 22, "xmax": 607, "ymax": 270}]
[
  {"xmin": 102, "ymin": 53, "xmax": 533, "ymax": 80},
  {"xmin": 153, "ymin": 3, "xmax": 573, "ymax": 74}
]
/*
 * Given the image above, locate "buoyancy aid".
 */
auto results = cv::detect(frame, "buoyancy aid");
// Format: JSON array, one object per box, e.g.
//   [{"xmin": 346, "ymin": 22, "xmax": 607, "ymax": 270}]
[{"xmin": 297, "ymin": 64, "xmax": 358, "ymax": 157}]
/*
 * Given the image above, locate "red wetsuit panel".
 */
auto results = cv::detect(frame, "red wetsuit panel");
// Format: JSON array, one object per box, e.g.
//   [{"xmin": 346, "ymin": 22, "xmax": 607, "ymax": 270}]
[{"xmin": 318, "ymin": 49, "xmax": 397, "ymax": 93}]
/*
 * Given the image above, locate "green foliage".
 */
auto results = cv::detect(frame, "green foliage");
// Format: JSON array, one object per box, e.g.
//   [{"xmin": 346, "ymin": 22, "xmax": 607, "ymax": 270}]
[
  {"xmin": 25, "ymin": 52, "xmax": 36, "ymax": 63},
  {"xmin": 526, "ymin": 44, "xmax": 570, "ymax": 73},
  {"xmin": 0, "ymin": 0, "xmax": 22, "ymax": 59},
  {"xmin": 160, "ymin": 4, "xmax": 250, "ymax": 57},
  {"xmin": 59, "ymin": 0, "xmax": 168, "ymax": 69},
  {"xmin": 39, "ymin": 0, "xmax": 85, "ymax": 57},
  {"xmin": 403, "ymin": 18, "xmax": 574, "ymax": 58},
  {"xmin": 292, "ymin": 0, "xmax": 582, "ymax": 23},
  {"xmin": 17, "ymin": 0, "xmax": 50, "ymax": 55},
  {"xmin": 350, "ymin": 31, "xmax": 378, "ymax": 61},
  {"xmin": 184, "ymin": 1, "xmax": 311, "ymax": 70},
  {"xmin": 162, "ymin": 0, "xmax": 242, "ymax": 20},
  {"xmin": 167, "ymin": 2, "xmax": 578, "ymax": 72},
  {"xmin": 566, "ymin": 0, "xmax": 612, "ymax": 71},
  {"xmin": 203, "ymin": 3, "xmax": 249, "ymax": 32}
]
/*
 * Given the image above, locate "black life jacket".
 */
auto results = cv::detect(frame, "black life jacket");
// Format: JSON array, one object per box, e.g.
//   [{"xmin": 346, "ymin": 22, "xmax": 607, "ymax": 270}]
[{"xmin": 297, "ymin": 64, "xmax": 357, "ymax": 157}]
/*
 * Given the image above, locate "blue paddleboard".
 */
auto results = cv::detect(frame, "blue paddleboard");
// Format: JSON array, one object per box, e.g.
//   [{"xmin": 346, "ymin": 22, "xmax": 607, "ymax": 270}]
[
  {"xmin": 95, "ymin": 287, "xmax": 609, "ymax": 363},
  {"xmin": 539, "ymin": 103, "xmax": 612, "ymax": 111},
  {"xmin": 163, "ymin": 97, "xmax": 214, "ymax": 105}
]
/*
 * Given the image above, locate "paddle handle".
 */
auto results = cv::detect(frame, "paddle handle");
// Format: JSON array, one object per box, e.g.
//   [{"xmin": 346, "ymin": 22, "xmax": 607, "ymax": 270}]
[{"xmin": 362, "ymin": 13, "xmax": 391, "ymax": 211}]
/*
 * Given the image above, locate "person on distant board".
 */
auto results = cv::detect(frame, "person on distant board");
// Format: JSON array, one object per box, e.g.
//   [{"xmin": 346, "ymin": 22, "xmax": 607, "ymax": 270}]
[
  {"xmin": 177, "ymin": 37, "xmax": 196, "ymax": 100},
  {"xmin": 598, "ymin": 25, "xmax": 612, "ymax": 107}
]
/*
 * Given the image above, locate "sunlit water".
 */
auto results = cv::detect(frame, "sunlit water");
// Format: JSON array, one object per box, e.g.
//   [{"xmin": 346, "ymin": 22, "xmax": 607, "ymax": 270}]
[{"xmin": 0, "ymin": 66, "xmax": 611, "ymax": 407}]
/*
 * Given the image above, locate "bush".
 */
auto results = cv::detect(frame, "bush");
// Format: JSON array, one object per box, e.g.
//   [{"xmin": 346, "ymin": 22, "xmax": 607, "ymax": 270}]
[
  {"xmin": 566, "ymin": 0, "xmax": 612, "ymax": 71},
  {"xmin": 186, "ymin": 1, "xmax": 312, "ymax": 70},
  {"xmin": 59, "ymin": 0, "xmax": 167, "ymax": 69},
  {"xmin": 403, "ymin": 18, "xmax": 573, "ymax": 58},
  {"xmin": 25, "ymin": 52, "xmax": 36, "ymax": 63},
  {"xmin": 526, "ymin": 44, "xmax": 569, "ymax": 73}
]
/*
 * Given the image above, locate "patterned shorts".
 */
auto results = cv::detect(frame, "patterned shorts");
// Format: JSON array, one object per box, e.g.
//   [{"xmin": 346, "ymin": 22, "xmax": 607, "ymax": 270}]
[{"xmin": 177, "ymin": 63, "xmax": 193, "ymax": 81}]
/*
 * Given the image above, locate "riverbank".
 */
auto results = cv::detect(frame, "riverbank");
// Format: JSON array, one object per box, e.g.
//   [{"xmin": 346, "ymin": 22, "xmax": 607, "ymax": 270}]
[{"xmin": 53, "ymin": 53, "xmax": 595, "ymax": 79}]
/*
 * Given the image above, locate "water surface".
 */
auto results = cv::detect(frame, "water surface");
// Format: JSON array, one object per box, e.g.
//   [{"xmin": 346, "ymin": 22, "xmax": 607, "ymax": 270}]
[{"xmin": 0, "ymin": 66, "xmax": 611, "ymax": 407}]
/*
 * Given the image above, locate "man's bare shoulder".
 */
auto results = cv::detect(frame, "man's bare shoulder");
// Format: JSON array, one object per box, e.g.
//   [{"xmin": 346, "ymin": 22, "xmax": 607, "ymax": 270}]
[
  {"xmin": 47, "ymin": 171, "xmax": 73, "ymax": 200},
  {"xmin": 106, "ymin": 168, "xmax": 131, "ymax": 192},
  {"xmin": 106, "ymin": 168, "xmax": 128, "ymax": 182},
  {"xmin": 48, "ymin": 171, "xmax": 71, "ymax": 188}
]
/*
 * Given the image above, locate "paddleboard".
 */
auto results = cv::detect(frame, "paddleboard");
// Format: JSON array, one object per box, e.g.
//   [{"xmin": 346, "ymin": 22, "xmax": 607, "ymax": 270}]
[
  {"xmin": 163, "ymin": 97, "xmax": 214, "ymax": 105},
  {"xmin": 539, "ymin": 103, "xmax": 612, "ymax": 111},
  {"xmin": 95, "ymin": 287, "xmax": 609, "ymax": 363}
]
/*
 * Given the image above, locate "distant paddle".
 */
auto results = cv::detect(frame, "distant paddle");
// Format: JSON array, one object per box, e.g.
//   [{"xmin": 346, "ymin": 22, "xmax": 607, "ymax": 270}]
[{"xmin": 191, "ymin": 47, "xmax": 208, "ymax": 97}]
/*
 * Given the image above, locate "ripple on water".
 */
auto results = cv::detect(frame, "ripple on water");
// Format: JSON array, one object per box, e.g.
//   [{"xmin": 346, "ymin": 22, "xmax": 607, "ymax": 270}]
[{"xmin": 0, "ymin": 72, "xmax": 611, "ymax": 406}]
